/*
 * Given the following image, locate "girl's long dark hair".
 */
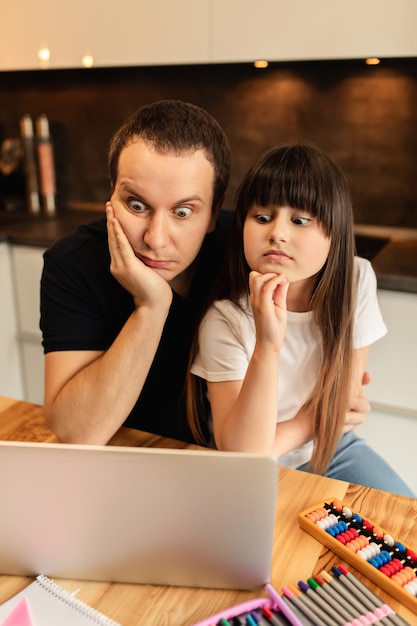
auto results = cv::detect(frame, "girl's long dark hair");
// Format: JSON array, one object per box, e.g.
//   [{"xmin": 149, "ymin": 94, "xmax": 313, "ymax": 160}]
[{"xmin": 187, "ymin": 143, "xmax": 356, "ymax": 474}]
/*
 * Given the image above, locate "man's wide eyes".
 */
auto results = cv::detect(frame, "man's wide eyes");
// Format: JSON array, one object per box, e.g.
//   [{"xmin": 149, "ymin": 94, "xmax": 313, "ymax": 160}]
[
  {"xmin": 128, "ymin": 199, "xmax": 146, "ymax": 212},
  {"xmin": 174, "ymin": 206, "xmax": 192, "ymax": 218},
  {"xmin": 126, "ymin": 201, "xmax": 192, "ymax": 218}
]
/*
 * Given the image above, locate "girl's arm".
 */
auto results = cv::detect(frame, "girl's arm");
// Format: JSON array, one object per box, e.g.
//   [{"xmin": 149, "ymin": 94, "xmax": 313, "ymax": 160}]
[
  {"xmin": 208, "ymin": 351, "xmax": 371, "ymax": 456},
  {"xmin": 209, "ymin": 271, "xmax": 288, "ymax": 454},
  {"xmin": 208, "ymin": 355, "xmax": 279, "ymax": 454},
  {"xmin": 208, "ymin": 346, "xmax": 370, "ymax": 457},
  {"xmin": 269, "ymin": 346, "xmax": 372, "ymax": 457},
  {"xmin": 206, "ymin": 276, "xmax": 371, "ymax": 456},
  {"xmin": 209, "ymin": 370, "xmax": 313, "ymax": 456}
]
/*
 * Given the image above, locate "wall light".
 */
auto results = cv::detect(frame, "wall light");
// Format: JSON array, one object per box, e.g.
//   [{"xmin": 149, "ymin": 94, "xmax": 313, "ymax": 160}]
[
  {"xmin": 82, "ymin": 54, "xmax": 94, "ymax": 68},
  {"xmin": 365, "ymin": 57, "xmax": 381, "ymax": 65},
  {"xmin": 37, "ymin": 47, "xmax": 50, "ymax": 68},
  {"xmin": 253, "ymin": 60, "xmax": 269, "ymax": 69}
]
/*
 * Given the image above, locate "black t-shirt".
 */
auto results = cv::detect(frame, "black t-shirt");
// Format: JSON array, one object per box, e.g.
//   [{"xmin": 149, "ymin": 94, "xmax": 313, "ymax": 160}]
[{"xmin": 40, "ymin": 209, "xmax": 233, "ymax": 444}]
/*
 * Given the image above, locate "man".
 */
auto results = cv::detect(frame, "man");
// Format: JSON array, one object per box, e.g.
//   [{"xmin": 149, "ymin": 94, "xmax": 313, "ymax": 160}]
[{"xmin": 40, "ymin": 100, "xmax": 369, "ymax": 445}]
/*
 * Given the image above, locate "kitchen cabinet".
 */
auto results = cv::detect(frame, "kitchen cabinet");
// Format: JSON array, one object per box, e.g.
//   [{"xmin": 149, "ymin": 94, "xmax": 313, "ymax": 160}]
[
  {"xmin": 1, "ymin": 0, "xmax": 210, "ymax": 71},
  {"xmin": 87, "ymin": 0, "xmax": 210, "ymax": 68},
  {"xmin": 2, "ymin": 0, "xmax": 417, "ymax": 71},
  {"xmin": 211, "ymin": 0, "xmax": 417, "ymax": 63},
  {"xmin": 367, "ymin": 289, "xmax": 417, "ymax": 414},
  {"xmin": 0, "ymin": 243, "xmax": 24, "ymax": 400},
  {"xmin": 355, "ymin": 288, "xmax": 417, "ymax": 495},
  {"xmin": 356, "ymin": 408, "xmax": 417, "ymax": 496},
  {"xmin": 10, "ymin": 245, "xmax": 46, "ymax": 404}
]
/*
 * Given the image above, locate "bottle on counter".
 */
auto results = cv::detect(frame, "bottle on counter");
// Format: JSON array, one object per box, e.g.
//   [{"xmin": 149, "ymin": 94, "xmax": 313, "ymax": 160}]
[
  {"xmin": 36, "ymin": 114, "xmax": 56, "ymax": 217},
  {"xmin": 19, "ymin": 114, "xmax": 41, "ymax": 215}
]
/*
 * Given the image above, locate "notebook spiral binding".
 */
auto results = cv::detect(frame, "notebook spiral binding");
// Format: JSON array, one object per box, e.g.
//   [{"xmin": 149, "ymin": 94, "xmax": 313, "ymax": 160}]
[{"xmin": 35, "ymin": 575, "xmax": 121, "ymax": 625}]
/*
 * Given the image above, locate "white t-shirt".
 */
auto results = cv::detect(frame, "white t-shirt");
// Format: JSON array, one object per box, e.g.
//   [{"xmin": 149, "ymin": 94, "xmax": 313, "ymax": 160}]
[{"xmin": 191, "ymin": 256, "xmax": 387, "ymax": 468}]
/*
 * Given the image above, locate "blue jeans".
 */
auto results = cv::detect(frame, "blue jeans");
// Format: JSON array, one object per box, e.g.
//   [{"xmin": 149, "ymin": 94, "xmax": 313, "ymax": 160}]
[{"xmin": 296, "ymin": 431, "xmax": 416, "ymax": 498}]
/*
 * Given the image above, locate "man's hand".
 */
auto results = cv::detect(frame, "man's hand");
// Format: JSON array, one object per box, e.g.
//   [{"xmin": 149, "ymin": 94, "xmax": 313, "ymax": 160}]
[
  {"xmin": 106, "ymin": 202, "xmax": 172, "ymax": 310},
  {"xmin": 342, "ymin": 371, "xmax": 372, "ymax": 433}
]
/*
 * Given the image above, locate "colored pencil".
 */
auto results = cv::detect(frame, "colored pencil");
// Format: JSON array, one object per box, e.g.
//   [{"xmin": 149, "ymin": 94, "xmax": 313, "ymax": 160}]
[
  {"xmin": 282, "ymin": 585, "xmax": 332, "ymax": 626},
  {"xmin": 298, "ymin": 580, "xmax": 345, "ymax": 625},
  {"xmin": 332, "ymin": 566, "xmax": 411, "ymax": 626}
]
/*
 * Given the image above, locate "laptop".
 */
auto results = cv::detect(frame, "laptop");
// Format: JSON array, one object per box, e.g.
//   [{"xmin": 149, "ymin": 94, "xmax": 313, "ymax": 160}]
[{"xmin": 0, "ymin": 441, "xmax": 278, "ymax": 589}]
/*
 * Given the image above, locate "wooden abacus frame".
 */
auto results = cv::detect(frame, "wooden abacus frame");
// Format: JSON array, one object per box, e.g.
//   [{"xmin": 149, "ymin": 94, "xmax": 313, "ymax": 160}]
[{"xmin": 298, "ymin": 498, "xmax": 417, "ymax": 615}]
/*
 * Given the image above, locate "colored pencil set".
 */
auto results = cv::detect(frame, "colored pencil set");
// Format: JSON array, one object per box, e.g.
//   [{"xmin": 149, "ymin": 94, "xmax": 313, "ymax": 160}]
[
  {"xmin": 193, "ymin": 565, "xmax": 411, "ymax": 625},
  {"xmin": 280, "ymin": 565, "xmax": 410, "ymax": 625}
]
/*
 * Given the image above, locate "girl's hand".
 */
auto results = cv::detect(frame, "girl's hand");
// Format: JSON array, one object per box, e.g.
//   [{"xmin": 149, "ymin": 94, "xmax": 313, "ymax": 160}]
[
  {"xmin": 106, "ymin": 202, "xmax": 173, "ymax": 311},
  {"xmin": 249, "ymin": 271, "xmax": 289, "ymax": 351}
]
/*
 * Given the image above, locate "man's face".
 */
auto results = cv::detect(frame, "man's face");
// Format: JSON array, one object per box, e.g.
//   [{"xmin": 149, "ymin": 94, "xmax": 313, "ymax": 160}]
[{"xmin": 110, "ymin": 138, "xmax": 218, "ymax": 292}]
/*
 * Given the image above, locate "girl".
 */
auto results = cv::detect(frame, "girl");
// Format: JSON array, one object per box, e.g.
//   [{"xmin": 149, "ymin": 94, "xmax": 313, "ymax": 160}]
[{"xmin": 188, "ymin": 143, "xmax": 414, "ymax": 496}]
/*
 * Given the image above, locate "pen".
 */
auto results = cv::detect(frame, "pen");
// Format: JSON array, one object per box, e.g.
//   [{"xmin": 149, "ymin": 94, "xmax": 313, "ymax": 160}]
[
  {"xmin": 314, "ymin": 573, "xmax": 364, "ymax": 619},
  {"xmin": 282, "ymin": 585, "xmax": 332, "ymax": 626},
  {"xmin": 256, "ymin": 607, "xmax": 276, "ymax": 626},
  {"xmin": 311, "ymin": 575, "xmax": 386, "ymax": 624},
  {"xmin": 280, "ymin": 594, "xmax": 318, "ymax": 626},
  {"xmin": 265, "ymin": 583, "xmax": 305, "ymax": 626},
  {"xmin": 261, "ymin": 606, "xmax": 288, "ymax": 626},
  {"xmin": 319, "ymin": 570, "xmax": 386, "ymax": 624},
  {"xmin": 306, "ymin": 577, "xmax": 358, "ymax": 624},
  {"xmin": 298, "ymin": 580, "xmax": 345, "ymax": 625},
  {"xmin": 332, "ymin": 566, "xmax": 411, "ymax": 626}
]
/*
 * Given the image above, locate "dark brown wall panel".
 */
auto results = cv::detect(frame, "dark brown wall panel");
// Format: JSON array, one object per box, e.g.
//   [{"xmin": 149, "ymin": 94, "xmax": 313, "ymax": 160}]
[{"xmin": 1, "ymin": 59, "xmax": 416, "ymax": 227}]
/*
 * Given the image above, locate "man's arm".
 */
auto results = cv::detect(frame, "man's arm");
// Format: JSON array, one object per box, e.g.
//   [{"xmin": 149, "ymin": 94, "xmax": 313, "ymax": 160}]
[
  {"xmin": 43, "ymin": 207, "xmax": 173, "ymax": 444},
  {"xmin": 342, "ymin": 348, "xmax": 371, "ymax": 433},
  {"xmin": 43, "ymin": 306, "xmax": 169, "ymax": 444}
]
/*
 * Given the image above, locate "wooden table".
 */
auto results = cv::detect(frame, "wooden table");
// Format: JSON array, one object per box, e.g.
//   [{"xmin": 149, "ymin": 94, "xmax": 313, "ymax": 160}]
[{"xmin": 1, "ymin": 395, "xmax": 416, "ymax": 625}]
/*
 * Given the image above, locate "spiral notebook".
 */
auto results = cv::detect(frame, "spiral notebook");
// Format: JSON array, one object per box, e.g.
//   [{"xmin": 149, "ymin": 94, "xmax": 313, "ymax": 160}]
[{"xmin": 0, "ymin": 575, "xmax": 120, "ymax": 625}]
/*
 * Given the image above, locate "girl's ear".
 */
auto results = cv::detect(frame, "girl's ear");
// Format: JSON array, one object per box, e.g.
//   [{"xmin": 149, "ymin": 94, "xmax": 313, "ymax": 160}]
[{"xmin": 207, "ymin": 196, "xmax": 224, "ymax": 233}]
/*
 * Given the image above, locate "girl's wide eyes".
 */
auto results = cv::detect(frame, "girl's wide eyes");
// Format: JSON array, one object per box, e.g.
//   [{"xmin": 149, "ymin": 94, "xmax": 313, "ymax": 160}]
[
  {"xmin": 254, "ymin": 214, "xmax": 310, "ymax": 225},
  {"xmin": 292, "ymin": 216, "xmax": 310, "ymax": 225},
  {"xmin": 255, "ymin": 214, "xmax": 272, "ymax": 224}
]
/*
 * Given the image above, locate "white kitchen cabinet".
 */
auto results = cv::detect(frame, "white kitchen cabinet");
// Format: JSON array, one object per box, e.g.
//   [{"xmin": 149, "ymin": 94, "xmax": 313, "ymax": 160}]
[
  {"xmin": 356, "ymin": 408, "xmax": 417, "ymax": 496},
  {"xmin": 0, "ymin": 243, "xmax": 24, "ymax": 400},
  {"xmin": 211, "ymin": 0, "xmax": 417, "ymax": 63},
  {"xmin": 10, "ymin": 245, "xmax": 46, "ymax": 404},
  {"xmin": 0, "ymin": 0, "xmax": 210, "ymax": 70},
  {"xmin": 3, "ymin": 0, "xmax": 417, "ymax": 71},
  {"xmin": 355, "ymin": 289, "xmax": 417, "ymax": 495},
  {"xmin": 367, "ymin": 290, "xmax": 417, "ymax": 415},
  {"xmin": 89, "ymin": 0, "xmax": 210, "ymax": 68}
]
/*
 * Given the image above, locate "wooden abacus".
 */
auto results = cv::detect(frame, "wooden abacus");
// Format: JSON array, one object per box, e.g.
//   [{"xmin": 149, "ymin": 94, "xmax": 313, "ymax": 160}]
[{"xmin": 298, "ymin": 498, "xmax": 417, "ymax": 615}]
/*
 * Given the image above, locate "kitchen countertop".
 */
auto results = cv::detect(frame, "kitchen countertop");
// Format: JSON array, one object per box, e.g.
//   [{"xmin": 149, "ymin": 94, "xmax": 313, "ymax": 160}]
[
  {"xmin": 1, "ymin": 210, "xmax": 417, "ymax": 294},
  {"xmin": 0, "ymin": 209, "xmax": 102, "ymax": 248},
  {"xmin": 354, "ymin": 224, "xmax": 417, "ymax": 294}
]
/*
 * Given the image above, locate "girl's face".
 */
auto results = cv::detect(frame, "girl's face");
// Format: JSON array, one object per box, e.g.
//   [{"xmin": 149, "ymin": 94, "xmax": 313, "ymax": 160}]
[{"xmin": 243, "ymin": 204, "xmax": 331, "ymax": 305}]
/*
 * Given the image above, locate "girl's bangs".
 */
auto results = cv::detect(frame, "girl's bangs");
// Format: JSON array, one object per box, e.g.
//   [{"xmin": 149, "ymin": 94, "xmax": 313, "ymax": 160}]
[{"xmin": 246, "ymin": 160, "xmax": 321, "ymax": 216}]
